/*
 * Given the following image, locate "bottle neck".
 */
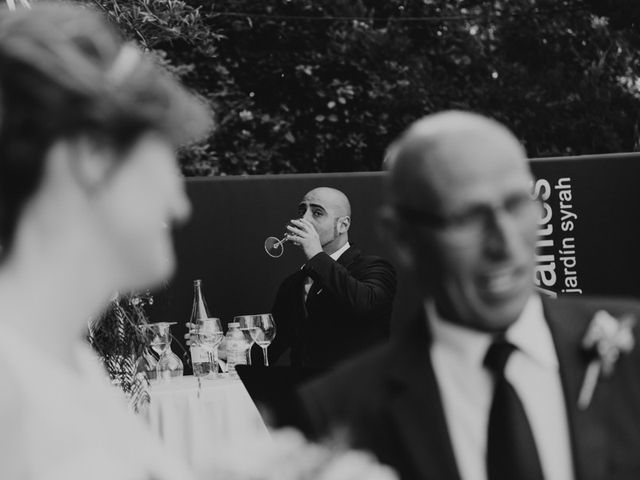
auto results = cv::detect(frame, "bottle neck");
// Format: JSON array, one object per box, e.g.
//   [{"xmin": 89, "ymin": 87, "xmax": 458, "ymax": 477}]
[{"xmin": 191, "ymin": 281, "xmax": 210, "ymax": 321}]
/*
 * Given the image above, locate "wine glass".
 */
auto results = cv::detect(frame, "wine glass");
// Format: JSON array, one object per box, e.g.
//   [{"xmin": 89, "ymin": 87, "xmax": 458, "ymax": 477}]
[
  {"xmin": 264, "ymin": 235, "xmax": 288, "ymax": 258},
  {"xmin": 192, "ymin": 317, "xmax": 224, "ymax": 378},
  {"xmin": 144, "ymin": 322, "xmax": 183, "ymax": 381},
  {"xmin": 235, "ymin": 315, "xmax": 257, "ymax": 365},
  {"xmin": 157, "ymin": 347, "xmax": 183, "ymax": 381},
  {"xmin": 135, "ymin": 345, "xmax": 158, "ymax": 382},
  {"xmin": 137, "ymin": 322, "xmax": 159, "ymax": 381},
  {"xmin": 264, "ymin": 218, "xmax": 303, "ymax": 258},
  {"xmin": 250, "ymin": 314, "xmax": 277, "ymax": 366}
]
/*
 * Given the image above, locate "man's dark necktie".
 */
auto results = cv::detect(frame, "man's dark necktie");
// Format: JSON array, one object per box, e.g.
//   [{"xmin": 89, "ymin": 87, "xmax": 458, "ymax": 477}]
[
  {"xmin": 484, "ymin": 339, "xmax": 545, "ymax": 480},
  {"xmin": 304, "ymin": 277, "xmax": 322, "ymax": 306},
  {"xmin": 303, "ymin": 275, "xmax": 314, "ymax": 301}
]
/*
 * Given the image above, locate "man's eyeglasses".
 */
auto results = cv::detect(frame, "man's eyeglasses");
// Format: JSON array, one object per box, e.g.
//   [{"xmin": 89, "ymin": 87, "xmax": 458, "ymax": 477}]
[{"xmin": 394, "ymin": 194, "xmax": 540, "ymax": 238}]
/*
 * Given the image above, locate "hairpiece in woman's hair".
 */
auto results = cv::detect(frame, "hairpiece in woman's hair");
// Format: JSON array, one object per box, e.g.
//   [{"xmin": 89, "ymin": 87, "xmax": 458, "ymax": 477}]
[
  {"xmin": 5, "ymin": 0, "xmax": 31, "ymax": 11},
  {"xmin": 106, "ymin": 43, "xmax": 140, "ymax": 85}
]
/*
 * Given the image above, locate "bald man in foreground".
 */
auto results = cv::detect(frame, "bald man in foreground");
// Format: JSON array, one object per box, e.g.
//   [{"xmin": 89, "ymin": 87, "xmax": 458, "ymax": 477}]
[
  {"xmin": 298, "ymin": 112, "xmax": 640, "ymax": 479},
  {"xmin": 269, "ymin": 187, "xmax": 396, "ymax": 368}
]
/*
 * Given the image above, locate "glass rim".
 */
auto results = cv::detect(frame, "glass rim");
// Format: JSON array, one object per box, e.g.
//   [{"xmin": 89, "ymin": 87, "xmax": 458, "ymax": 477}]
[{"xmin": 140, "ymin": 321, "xmax": 177, "ymax": 328}]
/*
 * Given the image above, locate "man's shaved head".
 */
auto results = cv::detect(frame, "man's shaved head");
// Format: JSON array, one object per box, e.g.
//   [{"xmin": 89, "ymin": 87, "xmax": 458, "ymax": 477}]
[
  {"xmin": 383, "ymin": 110, "xmax": 540, "ymax": 333},
  {"xmin": 389, "ymin": 110, "xmax": 529, "ymax": 211},
  {"xmin": 296, "ymin": 187, "xmax": 352, "ymax": 255},
  {"xmin": 302, "ymin": 187, "xmax": 351, "ymax": 218}
]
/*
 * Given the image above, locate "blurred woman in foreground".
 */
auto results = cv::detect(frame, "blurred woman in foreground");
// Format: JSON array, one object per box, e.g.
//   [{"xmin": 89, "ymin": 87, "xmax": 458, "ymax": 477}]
[
  {"xmin": 0, "ymin": 3, "xmax": 401, "ymax": 480},
  {"xmin": 0, "ymin": 2, "xmax": 211, "ymax": 478}
]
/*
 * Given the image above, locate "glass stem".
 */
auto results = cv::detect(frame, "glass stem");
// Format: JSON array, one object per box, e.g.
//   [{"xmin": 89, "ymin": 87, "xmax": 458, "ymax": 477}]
[
  {"xmin": 262, "ymin": 346, "xmax": 269, "ymax": 366},
  {"xmin": 156, "ymin": 353, "xmax": 165, "ymax": 381},
  {"xmin": 213, "ymin": 347, "xmax": 219, "ymax": 375},
  {"xmin": 208, "ymin": 351, "xmax": 215, "ymax": 377},
  {"xmin": 247, "ymin": 344, "xmax": 252, "ymax": 366}
]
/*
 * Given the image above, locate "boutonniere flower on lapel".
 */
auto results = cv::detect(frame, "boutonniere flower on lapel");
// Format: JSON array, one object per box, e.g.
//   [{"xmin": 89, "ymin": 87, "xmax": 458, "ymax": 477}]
[{"xmin": 577, "ymin": 310, "xmax": 636, "ymax": 410}]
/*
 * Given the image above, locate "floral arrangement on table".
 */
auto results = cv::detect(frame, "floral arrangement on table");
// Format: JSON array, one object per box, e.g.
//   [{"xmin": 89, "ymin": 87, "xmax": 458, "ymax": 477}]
[{"xmin": 87, "ymin": 291, "xmax": 154, "ymax": 413}]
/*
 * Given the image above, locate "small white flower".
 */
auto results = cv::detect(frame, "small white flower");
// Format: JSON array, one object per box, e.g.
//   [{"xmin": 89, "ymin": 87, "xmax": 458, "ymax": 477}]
[
  {"xmin": 239, "ymin": 109, "xmax": 254, "ymax": 121},
  {"xmin": 578, "ymin": 310, "xmax": 636, "ymax": 410}
]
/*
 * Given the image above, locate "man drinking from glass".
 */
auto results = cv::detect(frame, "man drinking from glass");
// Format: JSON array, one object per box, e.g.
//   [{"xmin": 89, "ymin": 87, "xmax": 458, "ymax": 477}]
[{"xmin": 269, "ymin": 187, "xmax": 397, "ymax": 368}]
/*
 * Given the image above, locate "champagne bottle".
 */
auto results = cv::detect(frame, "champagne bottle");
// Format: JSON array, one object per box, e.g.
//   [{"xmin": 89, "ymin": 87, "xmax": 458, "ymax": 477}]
[{"xmin": 189, "ymin": 279, "xmax": 212, "ymax": 377}]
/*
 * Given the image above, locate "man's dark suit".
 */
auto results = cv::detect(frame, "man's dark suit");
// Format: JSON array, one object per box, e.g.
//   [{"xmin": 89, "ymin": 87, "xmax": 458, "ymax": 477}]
[
  {"xmin": 298, "ymin": 295, "xmax": 640, "ymax": 480},
  {"xmin": 270, "ymin": 245, "xmax": 396, "ymax": 368}
]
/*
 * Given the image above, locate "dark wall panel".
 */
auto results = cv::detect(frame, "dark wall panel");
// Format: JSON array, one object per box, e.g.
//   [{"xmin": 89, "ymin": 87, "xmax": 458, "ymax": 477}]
[{"xmin": 151, "ymin": 154, "xmax": 640, "ymax": 364}]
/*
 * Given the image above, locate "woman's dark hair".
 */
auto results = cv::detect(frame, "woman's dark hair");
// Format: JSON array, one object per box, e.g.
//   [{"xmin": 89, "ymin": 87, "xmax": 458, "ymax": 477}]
[{"xmin": 0, "ymin": 1, "xmax": 212, "ymax": 255}]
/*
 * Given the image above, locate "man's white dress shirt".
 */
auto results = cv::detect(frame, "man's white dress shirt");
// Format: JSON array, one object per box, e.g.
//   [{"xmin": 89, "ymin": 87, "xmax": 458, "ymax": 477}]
[
  {"xmin": 427, "ymin": 294, "xmax": 575, "ymax": 480},
  {"xmin": 303, "ymin": 241, "xmax": 350, "ymax": 300}
]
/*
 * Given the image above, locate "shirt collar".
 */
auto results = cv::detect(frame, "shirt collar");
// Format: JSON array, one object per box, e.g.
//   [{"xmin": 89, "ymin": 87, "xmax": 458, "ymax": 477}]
[
  {"xmin": 426, "ymin": 301, "xmax": 492, "ymax": 366},
  {"xmin": 506, "ymin": 294, "xmax": 558, "ymax": 369},
  {"xmin": 329, "ymin": 241, "xmax": 350, "ymax": 261},
  {"xmin": 300, "ymin": 242, "xmax": 351, "ymax": 271},
  {"xmin": 426, "ymin": 294, "xmax": 558, "ymax": 369}
]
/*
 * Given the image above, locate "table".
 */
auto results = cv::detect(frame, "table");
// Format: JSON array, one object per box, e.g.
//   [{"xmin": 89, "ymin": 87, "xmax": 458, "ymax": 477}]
[{"xmin": 145, "ymin": 375, "xmax": 271, "ymax": 477}]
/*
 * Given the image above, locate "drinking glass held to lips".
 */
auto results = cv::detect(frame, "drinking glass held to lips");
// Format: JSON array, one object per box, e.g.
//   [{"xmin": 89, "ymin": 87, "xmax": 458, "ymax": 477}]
[
  {"xmin": 265, "ymin": 219, "xmax": 304, "ymax": 258},
  {"xmin": 264, "ymin": 217, "xmax": 323, "ymax": 258}
]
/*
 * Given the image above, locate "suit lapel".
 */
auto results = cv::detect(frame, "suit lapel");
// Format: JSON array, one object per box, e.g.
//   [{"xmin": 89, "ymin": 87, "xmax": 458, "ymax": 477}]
[
  {"xmin": 380, "ymin": 297, "xmax": 609, "ymax": 480},
  {"xmin": 290, "ymin": 269, "xmax": 310, "ymax": 319},
  {"xmin": 335, "ymin": 245, "xmax": 360, "ymax": 268},
  {"xmin": 385, "ymin": 311, "xmax": 462, "ymax": 480},
  {"xmin": 306, "ymin": 246, "xmax": 360, "ymax": 307},
  {"xmin": 543, "ymin": 297, "xmax": 607, "ymax": 480}
]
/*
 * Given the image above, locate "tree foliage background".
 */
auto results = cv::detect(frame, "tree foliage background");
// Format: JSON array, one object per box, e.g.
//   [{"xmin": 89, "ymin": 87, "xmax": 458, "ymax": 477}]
[{"xmin": 78, "ymin": 0, "xmax": 640, "ymax": 175}]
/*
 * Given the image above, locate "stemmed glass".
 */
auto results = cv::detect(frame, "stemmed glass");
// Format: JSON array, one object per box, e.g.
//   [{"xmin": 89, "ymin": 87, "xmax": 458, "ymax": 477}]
[
  {"xmin": 135, "ymin": 344, "xmax": 158, "ymax": 382},
  {"xmin": 250, "ymin": 314, "xmax": 277, "ymax": 366},
  {"xmin": 264, "ymin": 235, "xmax": 288, "ymax": 258},
  {"xmin": 143, "ymin": 322, "xmax": 183, "ymax": 381},
  {"xmin": 235, "ymin": 315, "xmax": 258, "ymax": 365},
  {"xmin": 264, "ymin": 218, "xmax": 304, "ymax": 258},
  {"xmin": 192, "ymin": 317, "xmax": 224, "ymax": 378}
]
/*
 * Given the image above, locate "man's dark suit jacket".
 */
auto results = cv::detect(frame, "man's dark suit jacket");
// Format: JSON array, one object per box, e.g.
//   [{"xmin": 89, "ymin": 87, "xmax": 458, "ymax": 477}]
[
  {"xmin": 298, "ymin": 295, "xmax": 640, "ymax": 480},
  {"xmin": 270, "ymin": 245, "xmax": 396, "ymax": 368}
]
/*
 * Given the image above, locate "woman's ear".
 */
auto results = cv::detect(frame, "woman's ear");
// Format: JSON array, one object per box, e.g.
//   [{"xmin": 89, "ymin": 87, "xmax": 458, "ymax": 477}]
[{"xmin": 62, "ymin": 137, "xmax": 116, "ymax": 194}]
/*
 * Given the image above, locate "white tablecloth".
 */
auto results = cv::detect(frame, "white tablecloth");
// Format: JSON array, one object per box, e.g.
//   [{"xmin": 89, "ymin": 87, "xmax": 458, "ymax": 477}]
[{"xmin": 145, "ymin": 375, "xmax": 271, "ymax": 477}]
